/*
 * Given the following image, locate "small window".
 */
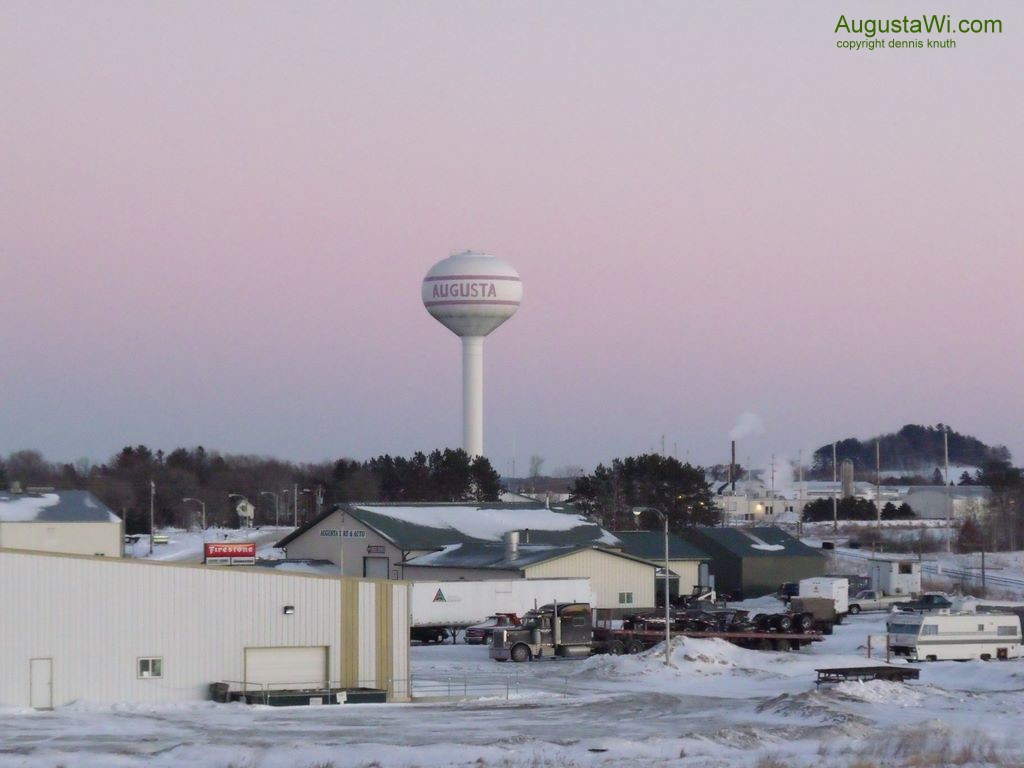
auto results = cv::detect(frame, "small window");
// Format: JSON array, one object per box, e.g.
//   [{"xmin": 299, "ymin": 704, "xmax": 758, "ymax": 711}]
[
  {"xmin": 979, "ymin": 625, "xmax": 986, "ymax": 632},
  {"xmin": 138, "ymin": 658, "xmax": 163, "ymax": 679},
  {"xmin": 618, "ymin": 592, "xmax": 634, "ymax": 605},
  {"xmin": 921, "ymin": 625, "xmax": 937, "ymax": 635},
  {"xmin": 899, "ymin": 563, "xmax": 913, "ymax": 574},
  {"xmin": 998, "ymin": 626, "xmax": 1018, "ymax": 636}
]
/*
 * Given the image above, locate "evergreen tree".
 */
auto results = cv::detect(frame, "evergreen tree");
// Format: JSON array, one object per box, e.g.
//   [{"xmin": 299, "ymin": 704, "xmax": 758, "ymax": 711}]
[{"xmin": 571, "ymin": 454, "xmax": 716, "ymax": 532}]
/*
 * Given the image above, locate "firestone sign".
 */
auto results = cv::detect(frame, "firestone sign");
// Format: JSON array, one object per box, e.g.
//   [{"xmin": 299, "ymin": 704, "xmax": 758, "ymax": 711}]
[{"xmin": 204, "ymin": 542, "xmax": 256, "ymax": 566}]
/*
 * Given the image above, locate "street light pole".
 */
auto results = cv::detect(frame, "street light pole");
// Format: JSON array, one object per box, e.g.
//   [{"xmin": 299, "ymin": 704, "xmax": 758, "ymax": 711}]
[
  {"xmin": 633, "ymin": 506, "xmax": 672, "ymax": 667},
  {"xmin": 260, "ymin": 491, "xmax": 280, "ymax": 527}
]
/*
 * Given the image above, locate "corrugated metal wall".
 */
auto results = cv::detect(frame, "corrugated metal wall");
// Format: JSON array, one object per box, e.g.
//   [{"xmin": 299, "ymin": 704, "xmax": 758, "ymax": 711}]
[{"xmin": 0, "ymin": 549, "xmax": 410, "ymax": 707}]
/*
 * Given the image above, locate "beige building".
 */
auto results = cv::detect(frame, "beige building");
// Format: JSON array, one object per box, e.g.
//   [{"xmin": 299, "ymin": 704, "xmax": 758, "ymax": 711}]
[
  {"xmin": 0, "ymin": 490, "xmax": 122, "ymax": 557},
  {"xmin": 401, "ymin": 542, "xmax": 657, "ymax": 615},
  {"xmin": 0, "ymin": 548, "xmax": 409, "ymax": 708}
]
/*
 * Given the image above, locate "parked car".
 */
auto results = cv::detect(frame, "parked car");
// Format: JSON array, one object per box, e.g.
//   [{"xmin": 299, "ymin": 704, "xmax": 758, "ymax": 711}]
[
  {"xmin": 894, "ymin": 592, "xmax": 953, "ymax": 612},
  {"xmin": 464, "ymin": 613, "xmax": 522, "ymax": 645},
  {"xmin": 848, "ymin": 590, "xmax": 908, "ymax": 614}
]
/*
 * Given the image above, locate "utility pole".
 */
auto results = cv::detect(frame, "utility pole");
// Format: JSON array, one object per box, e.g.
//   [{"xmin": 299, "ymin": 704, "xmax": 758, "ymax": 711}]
[
  {"xmin": 149, "ymin": 480, "xmax": 156, "ymax": 556},
  {"xmin": 293, "ymin": 483, "xmax": 298, "ymax": 527},
  {"xmin": 876, "ymin": 440, "xmax": 881, "ymax": 529},
  {"xmin": 832, "ymin": 442, "xmax": 838, "ymax": 532},
  {"xmin": 945, "ymin": 426, "xmax": 951, "ymax": 553}
]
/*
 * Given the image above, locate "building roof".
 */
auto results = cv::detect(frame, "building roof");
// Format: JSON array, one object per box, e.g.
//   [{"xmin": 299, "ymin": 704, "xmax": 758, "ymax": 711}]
[
  {"xmin": 680, "ymin": 526, "xmax": 822, "ymax": 559},
  {"xmin": 611, "ymin": 531, "xmax": 708, "ymax": 561},
  {"xmin": 401, "ymin": 542, "xmax": 657, "ymax": 572},
  {"xmin": 0, "ymin": 491, "xmax": 120, "ymax": 524},
  {"xmin": 276, "ymin": 502, "xmax": 618, "ymax": 551}
]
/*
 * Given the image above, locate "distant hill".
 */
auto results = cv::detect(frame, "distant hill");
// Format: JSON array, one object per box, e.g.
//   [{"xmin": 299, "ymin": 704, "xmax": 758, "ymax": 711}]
[{"xmin": 811, "ymin": 424, "xmax": 1011, "ymax": 477}]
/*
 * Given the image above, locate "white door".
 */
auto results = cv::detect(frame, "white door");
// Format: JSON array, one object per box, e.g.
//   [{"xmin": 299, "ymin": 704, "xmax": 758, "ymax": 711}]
[
  {"xmin": 30, "ymin": 658, "xmax": 52, "ymax": 709},
  {"xmin": 244, "ymin": 646, "xmax": 327, "ymax": 691},
  {"xmin": 364, "ymin": 557, "xmax": 389, "ymax": 579}
]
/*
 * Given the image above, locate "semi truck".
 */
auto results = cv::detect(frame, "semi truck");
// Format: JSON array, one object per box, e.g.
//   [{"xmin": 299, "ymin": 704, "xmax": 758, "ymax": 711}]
[
  {"xmin": 410, "ymin": 578, "xmax": 594, "ymax": 644},
  {"xmin": 489, "ymin": 602, "xmax": 822, "ymax": 662}
]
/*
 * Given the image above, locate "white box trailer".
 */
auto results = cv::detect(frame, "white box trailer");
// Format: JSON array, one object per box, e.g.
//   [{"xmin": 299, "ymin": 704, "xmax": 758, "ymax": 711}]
[
  {"xmin": 798, "ymin": 577, "xmax": 849, "ymax": 617},
  {"xmin": 888, "ymin": 611, "xmax": 1023, "ymax": 661},
  {"xmin": 410, "ymin": 578, "xmax": 594, "ymax": 643}
]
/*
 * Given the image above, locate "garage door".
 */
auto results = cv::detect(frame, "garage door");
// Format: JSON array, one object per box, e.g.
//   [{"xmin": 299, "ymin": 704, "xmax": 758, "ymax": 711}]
[
  {"xmin": 364, "ymin": 557, "xmax": 389, "ymax": 579},
  {"xmin": 245, "ymin": 646, "xmax": 327, "ymax": 691}
]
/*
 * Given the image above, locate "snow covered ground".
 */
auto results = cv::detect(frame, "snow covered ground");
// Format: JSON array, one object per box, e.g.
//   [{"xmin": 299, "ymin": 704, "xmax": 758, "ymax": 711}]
[{"xmin": 6, "ymin": 610, "xmax": 1024, "ymax": 767}]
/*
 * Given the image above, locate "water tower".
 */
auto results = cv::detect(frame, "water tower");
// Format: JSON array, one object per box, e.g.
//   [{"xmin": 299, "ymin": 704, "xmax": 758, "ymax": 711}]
[{"xmin": 422, "ymin": 251, "xmax": 522, "ymax": 457}]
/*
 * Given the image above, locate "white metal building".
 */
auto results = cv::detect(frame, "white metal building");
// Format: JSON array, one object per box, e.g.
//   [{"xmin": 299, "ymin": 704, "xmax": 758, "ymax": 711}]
[
  {"xmin": 0, "ymin": 548, "xmax": 409, "ymax": 708},
  {"xmin": 0, "ymin": 490, "xmax": 122, "ymax": 557}
]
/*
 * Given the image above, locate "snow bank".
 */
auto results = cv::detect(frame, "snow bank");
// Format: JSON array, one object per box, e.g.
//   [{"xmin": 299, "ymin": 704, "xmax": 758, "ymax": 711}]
[{"xmin": 834, "ymin": 679, "xmax": 925, "ymax": 706}]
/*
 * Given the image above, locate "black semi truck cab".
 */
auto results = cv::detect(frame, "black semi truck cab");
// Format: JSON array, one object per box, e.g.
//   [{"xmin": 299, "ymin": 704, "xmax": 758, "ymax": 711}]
[{"xmin": 489, "ymin": 602, "xmax": 593, "ymax": 662}]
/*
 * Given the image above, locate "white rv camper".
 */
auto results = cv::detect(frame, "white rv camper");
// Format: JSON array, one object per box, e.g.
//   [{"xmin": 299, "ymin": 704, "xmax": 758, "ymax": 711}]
[{"xmin": 887, "ymin": 611, "xmax": 1023, "ymax": 662}]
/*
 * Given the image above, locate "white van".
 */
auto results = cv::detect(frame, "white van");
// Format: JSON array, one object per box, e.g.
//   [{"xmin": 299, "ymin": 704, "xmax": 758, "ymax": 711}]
[{"xmin": 887, "ymin": 612, "xmax": 1023, "ymax": 662}]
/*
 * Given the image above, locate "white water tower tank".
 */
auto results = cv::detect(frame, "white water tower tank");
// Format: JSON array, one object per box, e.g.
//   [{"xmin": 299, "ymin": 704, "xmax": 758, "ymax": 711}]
[{"xmin": 422, "ymin": 251, "xmax": 522, "ymax": 457}]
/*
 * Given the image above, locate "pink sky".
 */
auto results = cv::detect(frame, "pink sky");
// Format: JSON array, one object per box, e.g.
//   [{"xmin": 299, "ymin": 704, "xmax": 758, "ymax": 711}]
[{"xmin": 1, "ymin": 2, "xmax": 1022, "ymax": 474}]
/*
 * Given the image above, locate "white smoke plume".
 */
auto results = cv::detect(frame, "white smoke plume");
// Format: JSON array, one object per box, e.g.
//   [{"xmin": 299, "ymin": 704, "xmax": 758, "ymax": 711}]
[{"xmin": 729, "ymin": 412, "xmax": 765, "ymax": 441}]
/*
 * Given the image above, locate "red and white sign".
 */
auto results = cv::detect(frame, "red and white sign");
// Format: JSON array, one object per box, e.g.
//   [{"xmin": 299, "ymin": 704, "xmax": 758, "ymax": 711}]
[{"xmin": 204, "ymin": 542, "xmax": 256, "ymax": 566}]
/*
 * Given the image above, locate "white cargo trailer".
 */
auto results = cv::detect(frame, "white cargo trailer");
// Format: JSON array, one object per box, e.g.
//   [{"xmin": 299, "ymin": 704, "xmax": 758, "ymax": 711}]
[
  {"xmin": 798, "ymin": 577, "xmax": 849, "ymax": 618},
  {"xmin": 410, "ymin": 578, "xmax": 594, "ymax": 643},
  {"xmin": 888, "ymin": 611, "xmax": 1023, "ymax": 661}
]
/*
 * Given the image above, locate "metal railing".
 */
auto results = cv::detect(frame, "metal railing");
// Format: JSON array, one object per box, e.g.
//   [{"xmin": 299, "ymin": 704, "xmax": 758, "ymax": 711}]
[{"xmin": 215, "ymin": 672, "xmax": 570, "ymax": 704}]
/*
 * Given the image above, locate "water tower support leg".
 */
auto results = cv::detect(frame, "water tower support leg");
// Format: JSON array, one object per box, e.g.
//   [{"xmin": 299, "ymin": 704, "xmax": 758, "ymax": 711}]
[{"xmin": 462, "ymin": 336, "xmax": 484, "ymax": 457}]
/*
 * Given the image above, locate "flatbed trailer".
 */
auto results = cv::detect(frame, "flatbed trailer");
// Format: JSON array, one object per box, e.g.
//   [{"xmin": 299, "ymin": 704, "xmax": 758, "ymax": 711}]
[
  {"xmin": 592, "ymin": 626, "xmax": 822, "ymax": 654},
  {"xmin": 815, "ymin": 666, "xmax": 920, "ymax": 687}
]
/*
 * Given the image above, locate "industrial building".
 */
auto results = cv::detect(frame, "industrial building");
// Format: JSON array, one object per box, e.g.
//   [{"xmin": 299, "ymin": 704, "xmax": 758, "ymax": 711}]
[
  {"xmin": 0, "ymin": 548, "xmax": 409, "ymax": 709},
  {"xmin": 276, "ymin": 503, "xmax": 664, "ymax": 614},
  {"xmin": 0, "ymin": 490, "xmax": 122, "ymax": 557},
  {"xmin": 275, "ymin": 502, "xmax": 616, "ymax": 579},
  {"xmin": 676, "ymin": 526, "xmax": 825, "ymax": 599},
  {"xmin": 612, "ymin": 531, "xmax": 709, "ymax": 600}
]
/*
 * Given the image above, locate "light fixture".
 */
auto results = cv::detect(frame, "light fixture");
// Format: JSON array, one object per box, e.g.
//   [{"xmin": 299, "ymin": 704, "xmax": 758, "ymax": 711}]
[{"xmin": 283, "ymin": 605, "xmax": 295, "ymax": 615}]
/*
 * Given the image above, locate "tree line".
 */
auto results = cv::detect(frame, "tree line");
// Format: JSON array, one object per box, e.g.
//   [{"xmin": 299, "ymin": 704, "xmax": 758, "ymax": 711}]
[
  {"xmin": 811, "ymin": 424, "xmax": 1011, "ymax": 478},
  {"xmin": 800, "ymin": 497, "xmax": 916, "ymax": 522},
  {"xmin": 0, "ymin": 447, "xmax": 500, "ymax": 534}
]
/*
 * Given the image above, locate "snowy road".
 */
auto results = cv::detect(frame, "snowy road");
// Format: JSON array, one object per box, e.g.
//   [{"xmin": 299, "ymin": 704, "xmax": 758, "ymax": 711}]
[{"xmin": 6, "ymin": 613, "xmax": 1024, "ymax": 767}]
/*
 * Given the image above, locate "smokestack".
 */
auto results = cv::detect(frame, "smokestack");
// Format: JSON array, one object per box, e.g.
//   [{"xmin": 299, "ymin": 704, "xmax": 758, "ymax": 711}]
[
  {"xmin": 503, "ymin": 530, "xmax": 520, "ymax": 560},
  {"xmin": 731, "ymin": 440, "xmax": 737, "ymax": 492}
]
